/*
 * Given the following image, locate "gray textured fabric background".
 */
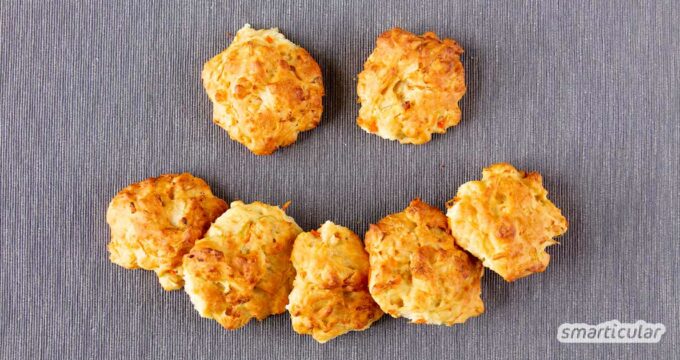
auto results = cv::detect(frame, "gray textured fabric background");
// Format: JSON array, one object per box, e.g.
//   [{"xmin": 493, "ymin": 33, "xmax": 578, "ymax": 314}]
[{"xmin": 1, "ymin": 1, "xmax": 678, "ymax": 359}]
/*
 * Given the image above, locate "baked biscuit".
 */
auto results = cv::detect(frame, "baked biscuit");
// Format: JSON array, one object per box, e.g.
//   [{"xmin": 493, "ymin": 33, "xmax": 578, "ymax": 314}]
[
  {"xmin": 357, "ymin": 28, "xmax": 466, "ymax": 144},
  {"xmin": 202, "ymin": 24, "xmax": 324, "ymax": 155},
  {"xmin": 106, "ymin": 173, "xmax": 228, "ymax": 291},
  {"xmin": 288, "ymin": 221, "xmax": 383, "ymax": 343},
  {"xmin": 364, "ymin": 199, "xmax": 484, "ymax": 325},
  {"xmin": 446, "ymin": 163, "xmax": 568, "ymax": 281},
  {"xmin": 183, "ymin": 201, "xmax": 302, "ymax": 330}
]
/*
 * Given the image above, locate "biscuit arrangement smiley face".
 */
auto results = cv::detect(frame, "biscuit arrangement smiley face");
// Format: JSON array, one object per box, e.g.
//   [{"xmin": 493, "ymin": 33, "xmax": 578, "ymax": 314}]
[{"xmin": 107, "ymin": 25, "xmax": 569, "ymax": 344}]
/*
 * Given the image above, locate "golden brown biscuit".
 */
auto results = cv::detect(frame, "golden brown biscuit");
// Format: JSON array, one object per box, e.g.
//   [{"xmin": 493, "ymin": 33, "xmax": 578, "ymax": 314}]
[
  {"xmin": 364, "ymin": 199, "xmax": 484, "ymax": 325},
  {"xmin": 183, "ymin": 201, "xmax": 302, "ymax": 330},
  {"xmin": 357, "ymin": 28, "xmax": 466, "ymax": 144},
  {"xmin": 106, "ymin": 173, "xmax": 228, "ymax": 291},
  {"xmin": 288, "ymin": 221, "xmax": 383, "ymax": 343},
  {"xmin": 446, "ymin": 163, "xmax": 568, "ymax": 281},
  {"xmin": 202, "ymin": 24, "xmax": 324, "ymax": 155}
]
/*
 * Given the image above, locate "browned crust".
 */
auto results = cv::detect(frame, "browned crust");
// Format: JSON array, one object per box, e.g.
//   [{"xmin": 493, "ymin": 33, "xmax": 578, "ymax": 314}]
[
  {"xmin": 182, "ymin": 201, "xmax": 302, "ymax": 330},
  {"xmin": 364, "ymin": 199, "xmax": 484, "ymax": 325},
  {"xmin": 357, "ymin": 28, "xmax": 466, "ymax": 144},
  {"xmin": 202, "ymin": 25, "xmax": 324, "ymax": 155},
  {"xmin": 106, "ymin": 173, "xmax": 228, "ymax": 291},
  {"xmin": 288, "ymin": 221, "xmax": 383, "ymax": 343},
  {"xmin": 446, "ymin": 163, "xmax": 569, "ymax": 281}
]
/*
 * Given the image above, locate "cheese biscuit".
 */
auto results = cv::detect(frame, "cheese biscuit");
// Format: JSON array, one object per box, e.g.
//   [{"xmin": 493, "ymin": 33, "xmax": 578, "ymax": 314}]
[
  {"xmin": 183, "ymin": 201, "xmax": 302, "ymax": 329},
  {"xmin": 364, "ymin": 199, "xmax": 484, "ymax": 325},
  {"xmin": 446, "ymin": 163, "xmax": 568, "ymax": 281},
  {"xmin": 288, "ymin": 221, "xmax": 383, "ymax": 343},
  {"xmin": 203, "ymin": 24, "xmax": 324, "ymax": 155},
  {"xmin": 106, "ymin": 173, "xmax": 228, "ymax": 291},
  {"xmin": 357, "ymin": 28, "xmax": 466, "ymax": 144}
]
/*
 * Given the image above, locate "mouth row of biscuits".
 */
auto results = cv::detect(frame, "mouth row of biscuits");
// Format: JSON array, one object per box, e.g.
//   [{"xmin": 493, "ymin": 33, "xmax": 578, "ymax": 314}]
[
  {"xmin": 203, "ymin": 24, "xmax": 467, "ymax": 155},
  {"xmin": 106, "ymin": 163, "xmax": 567, "ymax": 343}
]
